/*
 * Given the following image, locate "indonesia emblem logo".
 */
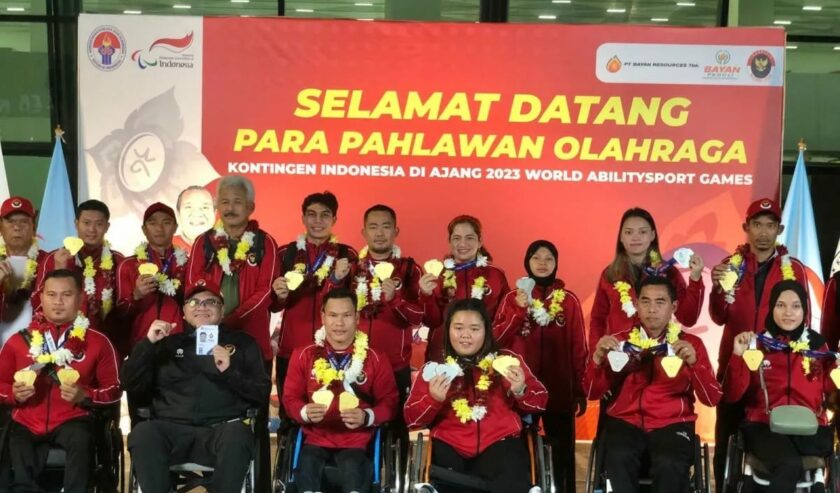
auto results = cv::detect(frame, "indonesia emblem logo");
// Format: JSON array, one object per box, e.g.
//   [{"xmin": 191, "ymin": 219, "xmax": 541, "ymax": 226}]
[{"xmin": 87, "ymin": 26, "xmax": 126, "ymax": 71}]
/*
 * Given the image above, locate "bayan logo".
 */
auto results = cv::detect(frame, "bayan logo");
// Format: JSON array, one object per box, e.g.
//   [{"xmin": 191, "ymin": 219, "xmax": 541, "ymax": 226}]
[
  {"xmin": 703, "ymin": 49, "xmax": 739, "ymax": 79},
  {"xmin": 87, "ymin": 26, "xmax": 127, "ymax": 71},
  {"xmin": 131, "ymin": 32, "xmax": 195, "ymax": 70}
]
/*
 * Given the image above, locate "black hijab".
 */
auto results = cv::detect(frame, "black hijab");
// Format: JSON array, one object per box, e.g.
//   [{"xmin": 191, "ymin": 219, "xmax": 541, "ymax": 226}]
[
  {"xmin": 765, "ymin": 280, "xmax": 808, "ymax": 342},
  {"xmin": 524, "ymin": 240, "xmax": 558, "ymax": 288}
]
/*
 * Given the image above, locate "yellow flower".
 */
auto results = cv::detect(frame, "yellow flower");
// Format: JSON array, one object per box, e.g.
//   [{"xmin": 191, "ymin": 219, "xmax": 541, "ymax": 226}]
[
  {"xmin": 83, "ymin": 257, "xmax": 96, "ymax": 278},
  {"xmin": 628, "ymin": 328, "xmax": 657, "ymax": 350},
  {"xmin": 294, "ymin": 263, "xmax": 306, "ymax": 274},
  {"xmin": 474, "ymin": 276, "xmax": 486, "ymax": 288},
  {"xmin": 443, "ymin": 270, "xmax": 456, "ymax": 290},
  {"xmin": 452, "ymin": 398, "xmax": 472, "ymax": 423},
  {"xmin": 730, "ymin": 253, "xmax": 743, "ymax": 267},
  {"xmin": 665, "ymin": 322, "xmax": 681, "ymax": 345},
  {"xmin": 445, "ymin": 356, "xmax": 457, "ymax": 366},
  {"xmin": 476, "ymin": 374, "xmax": 491, "ymax": 391},
  {"xmin": 548, "ymin": 289, "xmax": 566, "ymax": 319},
  {"xmin": 70, "ymin": 327, "xmax": 86, "ymax": 340},
  {"xmin": 36, "ymin": 354, "xmax": 53, "ymax": 364},
  {"xmin": 20, "ymin": 258, "xmax": 37, "ymax": 290},
  {"xmin": 802, "ymin": 357, "xmax": 811, "ymax": 375},
  {"xmin": 477, "ymin": 356, "xmax": 493, "ymax": 372},
  {"xmin": 234, "ymin": 239, "xmax": 250, "ymax": 261},
  {"xmin": 100, "ymin": 255, "xmax": 113, "ymax": 271},
  {"xmin": 649, "ymin": 250, "xmax": 662, "ymax": 267}
]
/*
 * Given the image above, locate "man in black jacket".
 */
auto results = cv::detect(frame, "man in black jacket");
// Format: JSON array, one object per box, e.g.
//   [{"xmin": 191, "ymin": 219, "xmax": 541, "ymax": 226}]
[{"xmin": 122, "ymin": 278, "xmax": 270, "ymax": 493}]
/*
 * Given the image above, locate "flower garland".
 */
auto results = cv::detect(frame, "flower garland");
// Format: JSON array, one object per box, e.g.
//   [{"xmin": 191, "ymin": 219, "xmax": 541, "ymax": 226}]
[
  {"xmin": 355, "ymin": 275, "xmax": 382, "ymax": 311},
  {"xmin": 294, "ymin": 234, "xmax": 339, "ymax": 286},
  {"xmin": 442, "ymin": 255, "xmax": 489, "ymax": 294},
  {"xmin": 530, "ymin": 289, "xmax": 566, "ymax": 326},
  {"xmin": 0, "ymin": 238, "xmax": 39, "ymax": 291},
  {"xmin": 312, "ymin": 328, "xmax": 369, "ymax": 385},
  {"xmin": 447, "ymin": 353, "xmax": 495, "ymax": 423},
  {"xmin": 82, "ymin": 243, "xmax": 114, "ymax": 317},
  {"xmin": 358, "ymin": 244, "xmax": 401, "ymax": 260},
  {"xmin": 627, "ymin": 322, "xmax": 681, "ymax": 350},
  {"xmin": 470, "ymin": 276, "xmax": 487, "ymax": 299},
  {"xmin": 212, "ymin": 220, "xmax": 255, "ymax": 276},
  {"xmin": 613, "ymin": 281, "xmax": 637, "ymax": 318},
  {"xmin": 135, "ymin": 242, "xmax": 188, "ymax": 296},
  {"xmin": 725, "ymin": 244, "xmax": 795, "ymax": 304},
  {"xmin": 788, "ymin": 330, "xmax": 813, "ymax": 375},
  {"xmin": 28, "ymin": 312, "xmax": 89, "ymax": 367}
]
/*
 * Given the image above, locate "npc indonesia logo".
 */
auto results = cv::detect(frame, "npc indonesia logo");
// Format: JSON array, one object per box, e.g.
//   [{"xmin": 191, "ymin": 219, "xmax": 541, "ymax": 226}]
[
  {"xmin": 131, "ymin": 32, "xmax": 195, "ymax": 69},
  {"xmin": 87, "ymin": 26, "xmax": 126, "ymax": 71}
]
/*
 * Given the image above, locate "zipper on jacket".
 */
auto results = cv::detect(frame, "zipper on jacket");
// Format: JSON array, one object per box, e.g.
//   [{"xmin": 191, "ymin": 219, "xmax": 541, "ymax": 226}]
[
  {"xmin": 639, "ymin": 359, "xmax": 655, "ymax": 430},
  {"xmin": 786, "ymin": 351, "xmax": 792, "ymax": 405},
  {"xmin": 45, "ymin": 380, "xmax": 52, "ymax": 434}
]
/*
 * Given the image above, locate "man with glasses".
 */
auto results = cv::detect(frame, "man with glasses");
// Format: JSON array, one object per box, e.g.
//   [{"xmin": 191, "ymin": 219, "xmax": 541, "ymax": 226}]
[{"xmin": 122, "ymin": 278, "xmax": 270, "ymax": 493}]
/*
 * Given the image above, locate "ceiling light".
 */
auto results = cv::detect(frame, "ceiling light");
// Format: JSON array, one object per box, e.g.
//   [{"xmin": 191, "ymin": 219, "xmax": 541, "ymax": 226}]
[
  {"xmin": 786, "ymin": 45, "xmax": 798, "ymax": 49},
  {"xmin": 295, "ymin": 8, "xmax": 314, "ymax": 13},
  {"xmin": 538, "ymin": 14, "xmax": 557, "ymax": 19},
  {"xmin": 834, "ymin": 46, "xmax": 840, "ymax": 51},
  {"xmin": 173, "ymin": 4, "xmax": 191, "ymax": 8},
  {"xmin": 607, "ymin": 8, "xmax": 626, "ymax": 13},
  {"xmin": 231, "ymin": 0, "xmax": 250, "ymax": 3},
  {"xmin": 551, "ymin": 0, "xmax": 571, "ymax": 3},
  {"xmin": 6, "ymin": 6, "xmax": 25, "ymax": 11},
  {"xmin": 123, "ymin": 9, "xmax": 142, "ymax": 14},
  {"xmin": 773, "ymin": 20, "xmax": 791, "ymax": 25},
  {"xmin": 676, "ymin": 2, "xmax": 695, "ymax": 6},
  {"xmin": 651, "ymin": 17, "xmax": 669, "ymax": 22},
  {"xmin": 355, "ymin": 2, "xmax": 373, "ymax": 5},
  {"xmin": 802, "ymin": 5, "xmax": 822, "ymax": 11}
]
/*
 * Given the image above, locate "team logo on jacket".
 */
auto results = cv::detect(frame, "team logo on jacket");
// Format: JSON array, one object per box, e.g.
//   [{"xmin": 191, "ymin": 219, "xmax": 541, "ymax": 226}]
[
  {"xmin": 555, "ymin": 314, "xmax": 566, "ymax": 327},
  {"xmin": 356, "ymin": 370, "xmax": 368, "ymax": 385},
  {"xmin": 176, "ymin": 348, "xmax": 184, "ymax": 358},
  {"xmin": 247, "ymin": 252, "xmax": 258, "ymax": 267}
]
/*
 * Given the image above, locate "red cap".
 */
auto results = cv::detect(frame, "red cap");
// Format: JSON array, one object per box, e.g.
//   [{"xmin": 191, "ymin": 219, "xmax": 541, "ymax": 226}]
[
  {"xmin": 0, "ymin": 197, "xmax": 35, "ymax": 219},
  {"xmin": 184, "ymin": 278, "xmax": 223, "ymax": 301},
  {"xmin": 143, "ymin": 202, "xmax": 177, "ymax": 224},
  {"xmin": 746, "ymin": 198, "xmax": 782, "ymax": 222}
]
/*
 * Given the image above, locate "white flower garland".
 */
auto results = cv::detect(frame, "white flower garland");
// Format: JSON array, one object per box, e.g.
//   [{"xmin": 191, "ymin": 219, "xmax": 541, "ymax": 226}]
[
  {"xmin": 0, "ymin": 238, "xmax": 39, "ymax": 290},
  {"xmin": 214, "ymin": 222, "xmax": 255, "ymax": 275},
  {"xmin": 82, "ymin": 243, "xmax": 114, "ymax": 316},
  {"xmin": 135, "ymin": 242, "xmax": 188, "ymax": 297},
  {"xmin": 313, "ymin": 326, "xmax": 368, "ymax": 385},
  {"xmin": 358, "ymin": 244, "xmax": 401, "ymax": 260},
  {"xmin": 28, "ymin": 312, "xmax": 89, "ymax": 367}
]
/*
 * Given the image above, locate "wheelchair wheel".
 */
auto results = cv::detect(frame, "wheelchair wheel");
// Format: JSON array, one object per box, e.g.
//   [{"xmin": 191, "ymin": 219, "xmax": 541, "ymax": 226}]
[
  {"xmin": 379, "ymin": 428, "xmax": 400, "ymax": 493},
  {"xmin": 723, "ymin": 434, "xmax": 747, "ymax": 493},
  {"xmin": 272, "ymin": 428, "xmax": 298, "ymax": 493},
  {"xmin": 831, "ymin": 453, "xmax": 840, "ymax": 493},
  {"xmin": 405, "ymin": 432, "xmax": 427, "ymax": 492},
  {"xmin": 534, "ymin": 434, "xmax": 555, "ymax": 493}
]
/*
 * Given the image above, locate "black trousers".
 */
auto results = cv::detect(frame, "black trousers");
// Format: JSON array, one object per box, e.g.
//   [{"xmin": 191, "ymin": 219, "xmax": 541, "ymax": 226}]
[
  {"xmin": 128, "ymin": 419, "xmax": 254, "ymax": 493},
  {"xmin": 8, "ymin": 417, "xmax": 94, "ymax": 493},
  {"xmin": 432, "ymin": 437, "xmax": 531, "ymax": 493},
  {"xmin": 603, "ymin": 417, "xmax": 695, "ymax": 493},
  {"xmin": 254, "ymin": 359, "xmax": 272, "ymax": 493},
  {"xmin": 296, "ymin": 444, "xmax": 371, "ymax": 493},
  {"xmin": 0, "ymin": 406, "xmax": 11, "ymax": 493},
  {"xmin": 714, "ymin": 399, "xmax": 744, "ymax": 492},
  {"xmin": 542, "ymin": 411, "xmax": 575, "ymax": 493},
  {"xmin": 741, "ymin": 422, "xmax": 833, "ymax": 493}
]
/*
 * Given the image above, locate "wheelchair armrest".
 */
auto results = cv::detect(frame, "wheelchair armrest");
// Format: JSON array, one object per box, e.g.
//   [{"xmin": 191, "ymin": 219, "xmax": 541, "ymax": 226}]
[
  {"xmin": 137, "ymin": 407, "xmax": 152, "ymax": 419},
  {"xmin": 246, "ymin": 408, "xmax": 259, "ymax": 419}
]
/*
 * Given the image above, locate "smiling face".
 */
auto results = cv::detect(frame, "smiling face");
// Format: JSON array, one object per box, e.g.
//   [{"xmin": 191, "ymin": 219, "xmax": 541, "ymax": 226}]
[
  {"xmin": 449, "ymin": 222, "xmax": 481, "ymax": 263},
  {"xmin": 448, "ymin": 309, "xmax": 486, "ymax": 357},
  {"xmin": 773, "ymin": 290, "xmax": 804, "ymax": 332},
  {"xmin": 303, "ymin": 203, "xmax": 336, "ymax": 243},
  {"xmin": 177, "ymin": 188, "xmax": 214, "ymax": 242},
  {"xmin": 184, "ymin": 291, "xmax": 224, "ymax": 327},
  {"xmin": 321, "ymin": 296, "xmax": 358, "ymax": 350},
  {"xmin": 75, "ymin": 210, "xmax": 109, "ymax": 248}
]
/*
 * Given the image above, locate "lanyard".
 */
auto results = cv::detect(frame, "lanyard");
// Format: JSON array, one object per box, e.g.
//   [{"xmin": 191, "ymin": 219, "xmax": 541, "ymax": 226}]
[
  {"xmin": 452, "ymin": 259, "xmax": 478, "ymax": 272},
  {"xmin": 327, "ymin": 351, "xmax": 352, "ymax": 371},
  {"xmin": 756, "ymin": 333, "xmax": 838, "ymax": 361},
  {"xmin": 643, "ymin": 258, "xmax": 677, "ymax": 277}
]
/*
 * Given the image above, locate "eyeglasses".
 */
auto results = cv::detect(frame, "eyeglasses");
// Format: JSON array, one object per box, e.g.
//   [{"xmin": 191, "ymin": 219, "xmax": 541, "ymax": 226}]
[{"xmin": 186, "ymin": 298, "xmax": 222, "ymax": 309}]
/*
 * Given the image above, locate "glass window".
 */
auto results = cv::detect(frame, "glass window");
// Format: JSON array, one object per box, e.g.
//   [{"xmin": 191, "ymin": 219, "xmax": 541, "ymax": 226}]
[
  {"xmin": 3, "ymin": 155, "xmax": 50, "ymax": 207},
  {"xmin": 285, "ymin": 0, "xmax": 479, "ymax": 21},
  {"xmin": 0, "ymin": 0, "xmax": 47, "ymax": 16},
  {"xmin": 783, "ymin": 42, "xmax": 840, "ymax": 156},
  {"xmin": 82, "ymin": 0, "xmax": 279, "ymax": 16},
  {"xmin": 508, "ymin": 0, "xmax": 718, "ymax": 25},
  {"xmin": 0, "ymin": 22, "xmax": 50, "ymax": 142}
]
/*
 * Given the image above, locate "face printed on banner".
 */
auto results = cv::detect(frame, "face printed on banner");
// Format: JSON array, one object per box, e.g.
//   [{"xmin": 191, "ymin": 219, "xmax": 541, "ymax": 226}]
[
  {"xmin": 529, "ymin": 247, "xmax": 556, "ymax": 278},
  {"xmin": 620, "ymin": 216, "xmax": 655, "ymax": 260},
  {"xmin": 773, "ymin": 290, "xmax": 804, "ymax": 332},
  {"xmin": 321, "ymin": 296, "xmax": 359, "ymax": 350},
  {"xmin": 75, "ymin": 210, "xmax": 110, "ymax": 248},
  {"xmin": 177, "ymin": 187, "xmax": 214, "ymax": 243},
  {"xmin": 363, "ymin": 210, "xmax": 398, "ymax": 257},
  {"xmin": 744, "ymin": 214, "xmax": 783, "ymax": 254},
  {"xmin": 449, "ymin": 222, "xmax": 481, "ymax": 263},
  {"xmin": 637, "ymin": 284, "xmax": 677, "ymax": 335},
  {"xmin": 142, "ymin": 211, "xmax": 178, "ymax": 251},
  {"xmin": 449, "ymin": 309, "xmax": 486, "ymax": 357},
  {"xmin": 0, "ymin": 213, "xmax": 35, "ymax": 254},
  {"xmin": 42, "ymin": 276, "xmax": 83, "ymax": 325},
  {"xmin": 184, "ymin": 291, "xmax": 224, "ymax": 327},
  {"xmin": 216, "ymin": 184, "xmax": 254, "ymax": 231},
  {"xmin": 303, "ymin": 203, "xmax": 336, "ymax": 243}
]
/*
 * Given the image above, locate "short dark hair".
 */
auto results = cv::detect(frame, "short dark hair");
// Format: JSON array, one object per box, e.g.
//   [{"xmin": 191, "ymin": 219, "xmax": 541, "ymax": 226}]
[
  {"xmin": 76, "ymin": 200, "xmax": 110, "ymax": 221},
  {"xmin": 176, "ymin": 185, "xmax": 212, "ymax": 211},
  {"xmin": 363, "ymin": 204, "xmax": 397, "ymax": 225},
  {"xmin": 441, "ymin": 298, "xmax": 498, "ymax": 361},
  {"xmin": 44, "ymin": 269, "xmax": 83, "ymax": 290},
  {"xmin": 321, "ymin": 287, "xmax": 357, "ymax": 311},
  {"xmin": 639, "ymin": 275, "xmax": 677, "ymax": 302},
  {"xmin": 302, "ymin": 191, "xmax": 338, "ymax": 216}
]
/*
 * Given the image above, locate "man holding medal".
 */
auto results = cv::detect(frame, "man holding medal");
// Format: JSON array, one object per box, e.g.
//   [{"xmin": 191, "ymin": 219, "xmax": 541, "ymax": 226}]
[
  {"xmin": 586, "ymin": 276, "xmax": 720, "ymax": 493},
  {"xmin": 0, "ymin": 269, "xmax": 121, "ymax": 493},
  {"xmin": 123, "ymin": 278, "xmax": 270, "ymax": 493},
  {"xmin": 282, "ymin": 287, "xmax": 398, "ymax": 493}
]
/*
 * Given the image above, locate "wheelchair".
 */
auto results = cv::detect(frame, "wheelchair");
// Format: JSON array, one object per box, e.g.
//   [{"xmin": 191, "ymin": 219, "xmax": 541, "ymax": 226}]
[
  {"xmin": 272, "ymin": 421, "xmax": 401, "ymax": 493},
  {"xmin": 583, "ymin": 424, "xmax": 711, "ymax": 493},
  {"xmin": 722, "ymin": 430, "xmax": 840, "ymax": 493},
  {"xmin": 128, "ymin": 408, "xmax": 258, "ymax": 493},
  {"xmin": 403, "ymin": 416, "xmax": 555, "ymax": 493}
]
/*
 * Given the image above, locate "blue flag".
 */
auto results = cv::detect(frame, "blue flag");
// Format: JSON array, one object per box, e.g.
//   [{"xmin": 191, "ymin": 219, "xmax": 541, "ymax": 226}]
[
  {"xmin": 780, "ymin": 148, "xmax": 824, "ymax": 327},
  {"xmin": 36, "ymin": 137, "xmax": 75, "ymax": 251}
]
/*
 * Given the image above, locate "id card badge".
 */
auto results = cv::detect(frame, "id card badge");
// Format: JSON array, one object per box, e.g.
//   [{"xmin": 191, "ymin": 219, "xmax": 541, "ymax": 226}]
[{"xmin": 196, "ymin": 325, "xmax": 219, "ymax": 356}]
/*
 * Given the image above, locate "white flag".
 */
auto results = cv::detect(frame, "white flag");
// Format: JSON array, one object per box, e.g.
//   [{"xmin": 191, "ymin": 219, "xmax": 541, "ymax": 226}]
[{"xmin": 0, "ymin": 138, "xmax": 11, "ymax": 201}]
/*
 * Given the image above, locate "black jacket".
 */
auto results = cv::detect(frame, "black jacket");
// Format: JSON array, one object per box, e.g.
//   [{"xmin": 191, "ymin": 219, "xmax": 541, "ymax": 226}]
[{"xmin": 121, "ymin": 324, "xmax": 270, "ymax": 426}]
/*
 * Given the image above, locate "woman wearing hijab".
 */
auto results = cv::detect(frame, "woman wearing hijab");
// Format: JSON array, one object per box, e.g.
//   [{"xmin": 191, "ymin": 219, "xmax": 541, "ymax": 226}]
[
  {"xmin": 492, "ymin": 240, "xmax": 587, "ymax": 493},
  {"xmin": 724, "ymin": 280, "xmax": 837, "ymax": 492}
]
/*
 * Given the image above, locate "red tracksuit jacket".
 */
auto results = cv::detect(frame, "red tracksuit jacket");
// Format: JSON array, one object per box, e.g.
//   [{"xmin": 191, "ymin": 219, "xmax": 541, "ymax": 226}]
[
  {"xmin": 821, "ymin": 273, "xmax": 840, "ymax": 351},
  {"xmin": 589, "ymin": 265, "xmax": 704, "ymax": 352},
  {"xmin": 282, "ymin": 342, "xmax": 398, "ymax": 449},
  {"xmin": 273, "ymin": 239, "xmax": 358, "ymax": 359},
  {"xmin": 115, "ymin": 247, "xmax": 187, "ymax": 353},
  {"xmin": 404, "ymin": 350, "xmax": 548, "ymax": 458},
  {"xmin": 186, "ymin": 225, "xmax": 278, "ymax": 361},
  {"xmin": 493, "ymin": 279, "xmax": 587, "ymax": 413},
  {"xmin": 723, "ymin": 329, "xmax": 836, "ymax": 426},
  {"xmin": 710, "ymin": 249, "xmax": 809, "ymax": 377},
  {"xmin": 0, "ymin": 322, "xmax": 122, "ymax": 434},
  {"xmin": 585, "ymin": 329, "xmax": 721, "ymax": 432},
  {"xmin": 424, "ymin": 261, "xmax": 509, "ymax": 361}
]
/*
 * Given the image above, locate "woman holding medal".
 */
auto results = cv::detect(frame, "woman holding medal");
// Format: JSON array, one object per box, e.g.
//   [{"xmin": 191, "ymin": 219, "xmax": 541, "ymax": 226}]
[
  {"xmin": 404, "ymin": 298, "xmax": 547, "ymax": 493},
  {"xmin": 589, "ymin": 207, "xmax": 705, "ymax": 351},
  {"xmin": 725, "ymin": 280, "xmax": 836, "ymax": 493},
  {"xmin": 419, "ymin": 215, "xmax": 510, "ymax": 361},
  {"xmin": 492, "ymin": 240, "xmax": 586, "ymax": 493}
]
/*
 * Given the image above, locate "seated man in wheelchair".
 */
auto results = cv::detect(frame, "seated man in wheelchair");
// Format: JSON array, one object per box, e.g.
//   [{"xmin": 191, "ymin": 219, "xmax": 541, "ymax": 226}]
[
  {"xmin": 122, "ymin": 278, "xmax": 270, "ymax": 493},
  {"xmin": 0, "ymin": 269, "xmax": 121, "ymax": 493},
  {"xmin": 586, "ymin": 276, "xmax": 721, "ymax": 493},
  {"xmin": 723, "ymin": 280, "xmax": 837, "ymax": 493},
  {"xmin": 404, "ymin": 298, "xmax": 548, "ymax": 493},
  {"xmin": 282, "ymin": 287, "xmax": 399, "ymax": 493}
]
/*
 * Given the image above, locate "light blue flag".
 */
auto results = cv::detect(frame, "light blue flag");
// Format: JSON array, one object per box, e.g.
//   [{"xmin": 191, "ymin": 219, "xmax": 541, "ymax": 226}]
[
  {"xmin": 780, "ymin": 148, "xmax": 824, "ymax": 327},
  {"xmin": 36, "ymin": 137, "xmax": 76, "ymax": 251}
]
